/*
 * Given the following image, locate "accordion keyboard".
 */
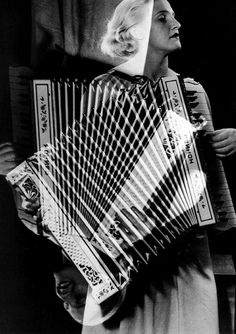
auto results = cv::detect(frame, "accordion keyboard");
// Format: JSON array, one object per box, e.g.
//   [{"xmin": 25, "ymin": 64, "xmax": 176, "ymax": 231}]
[{"xmin": 185, "ymin": 79, "xmax": 236, "ymax": 230}]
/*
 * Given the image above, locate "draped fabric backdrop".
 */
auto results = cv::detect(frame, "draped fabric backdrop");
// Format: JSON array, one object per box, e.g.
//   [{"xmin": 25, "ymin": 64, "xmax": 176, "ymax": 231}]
[{"xmin": 31, "ymin": 0, "xmax": 121, "ymax": 72}]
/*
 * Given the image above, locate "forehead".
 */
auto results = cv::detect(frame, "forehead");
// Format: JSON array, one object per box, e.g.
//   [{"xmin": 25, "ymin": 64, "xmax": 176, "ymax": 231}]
[{"xmin": 153, "ymin": 0, "xmax": 174, "ymax": 15}]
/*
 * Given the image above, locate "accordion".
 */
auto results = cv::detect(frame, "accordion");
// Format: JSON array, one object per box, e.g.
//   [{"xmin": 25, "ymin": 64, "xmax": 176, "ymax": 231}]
[{"xmin": 7, "ymin": 73, "xmax": 236, "ymax": 308}]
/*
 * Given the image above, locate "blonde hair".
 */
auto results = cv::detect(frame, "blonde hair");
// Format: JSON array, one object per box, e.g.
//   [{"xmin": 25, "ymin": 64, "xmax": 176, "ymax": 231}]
[{"xmin": 101, "ymin": 0, "xmax": 151, "ymax": 59}]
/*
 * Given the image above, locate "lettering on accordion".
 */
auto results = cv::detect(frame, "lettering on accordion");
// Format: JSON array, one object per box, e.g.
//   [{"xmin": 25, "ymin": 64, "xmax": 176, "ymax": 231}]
[
  {"xmin": 7, "ymin": 74, "xmax": 235, "ymax": 305},
  {"xmin": 159, "ymin": 77, "xmax": 215, "ymax": 225}
]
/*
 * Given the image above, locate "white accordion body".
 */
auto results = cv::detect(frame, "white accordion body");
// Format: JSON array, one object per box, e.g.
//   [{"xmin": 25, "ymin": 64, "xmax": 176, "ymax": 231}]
[{"xmin": 7, "ymin": 74, "xmax": 236, "ymax": 306}]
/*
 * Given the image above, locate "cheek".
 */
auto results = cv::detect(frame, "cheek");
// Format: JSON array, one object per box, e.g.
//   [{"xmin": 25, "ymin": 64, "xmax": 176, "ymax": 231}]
[
  {"xmin": 149, "ymin": 33, "xmax": 166, "ymax": 50},
  {"xmin": 149, "ymin": 23, "xmax": 169, "ymax": 47},
  {"xmin": 74, "ymin": 281, "xmax": 88, "ymax": 298},
  {"xmin": 149, "ymin": 27, "xmax": 160, "ymax": 45}
]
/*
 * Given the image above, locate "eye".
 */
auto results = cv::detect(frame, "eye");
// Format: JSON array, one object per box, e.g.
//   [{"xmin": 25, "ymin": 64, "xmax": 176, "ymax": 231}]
[{"xmin": 158, "ymin": 14, "xmax": 167, "ymax": 22}]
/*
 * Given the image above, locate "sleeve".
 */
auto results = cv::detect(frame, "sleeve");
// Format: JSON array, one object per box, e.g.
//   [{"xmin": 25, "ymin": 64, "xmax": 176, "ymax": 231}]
[
  {"xmin": 184, "ymin": 77, "xmax": 214, "ymax": 133},
  {"xmin": 184, "ymin": 77, "xmax": 212, "ymax": 116}
]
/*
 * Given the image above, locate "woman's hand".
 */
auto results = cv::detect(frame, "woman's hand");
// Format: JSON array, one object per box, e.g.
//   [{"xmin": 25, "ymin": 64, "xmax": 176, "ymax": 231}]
[
  {"xmin": 21, "ymin": 195, "xmax": 41, "ymax": 222},
  {"xmin": 209, "ymin": 128, "xmax": 236, "ymax": 158},
  {"xmin": 21, "ymin": 195, "xmax": 40, "ymax": 212},
  {"xmin": 0, "ymin": 142, "xmax": 20, "ymax": 175}
]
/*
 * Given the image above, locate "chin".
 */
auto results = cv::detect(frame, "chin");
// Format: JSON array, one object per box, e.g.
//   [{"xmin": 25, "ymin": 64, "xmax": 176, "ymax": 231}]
[
  {"xmin": 172, "ymin": 39, "xmax": 181, "ymax": 48},
  {"xmin": 171, "ymin": 43, "xmax": 182, "ymax": 53},
  {"xmin": 177, "ymin": 42, "xmax": 182, "ymax": 49}
]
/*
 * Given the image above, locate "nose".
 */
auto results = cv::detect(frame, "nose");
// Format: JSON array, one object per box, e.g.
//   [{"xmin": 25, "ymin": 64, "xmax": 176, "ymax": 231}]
[
  {"xmin": 171, "ymin": 17, "xmax": 181, "ymax": 30},
  {"xmin": 63, "ymin": 302, "xmax": 70, "ymax": 311}
]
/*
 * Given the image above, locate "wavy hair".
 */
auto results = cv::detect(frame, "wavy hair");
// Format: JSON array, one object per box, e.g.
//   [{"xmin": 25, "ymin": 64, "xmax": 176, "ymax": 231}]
[{"xmin": 101, "ymin": 0, "xmax": 151, "ymax": 59}]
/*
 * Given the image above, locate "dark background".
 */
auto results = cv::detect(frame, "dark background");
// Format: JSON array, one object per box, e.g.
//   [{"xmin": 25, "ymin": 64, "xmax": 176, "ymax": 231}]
[{"xmin": 0, "ymin": 0, "xmax": 235, "ymax": 333}]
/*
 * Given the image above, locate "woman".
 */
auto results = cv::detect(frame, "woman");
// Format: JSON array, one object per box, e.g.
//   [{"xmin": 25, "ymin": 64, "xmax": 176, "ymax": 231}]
[
  {"xmin": 75, "ymin": 0, "xmax": 219, "ymax": 333},
  {"xmin": 13, "ymin": 0, "xmax": 236, "ymax": 333}
]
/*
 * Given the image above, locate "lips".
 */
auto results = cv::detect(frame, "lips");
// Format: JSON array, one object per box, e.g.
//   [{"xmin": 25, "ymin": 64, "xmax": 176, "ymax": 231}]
[{"xmin": 170, "ymin": 32, "xmax": 180, "ymax": 38}]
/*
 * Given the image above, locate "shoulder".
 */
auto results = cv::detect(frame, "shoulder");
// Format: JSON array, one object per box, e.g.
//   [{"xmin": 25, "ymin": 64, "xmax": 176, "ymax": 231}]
[
  {"xmin": 168, "ymin": 69, "xmax": 207, "ymax": 94},
  {"xmin": 183, "ymin": 76, "xmax": 212, "ymax": 112},
  {"xmin": 91, "ymin": 70, "xmax": 137, "ymax": 88},
  {"xmin": 91, "ymin": 72, "xmax": 114, "ymax": 85},
  {"xmin": 82, "ymin": 72, "xmax": 133, "ymax": 118},
  {"xmin": 183, "ymin": 77, "xmax": 206, "ymax": 94},
  {"xmin": 91, "ymin": 71, "xmax": 124, "ymax": 86}
]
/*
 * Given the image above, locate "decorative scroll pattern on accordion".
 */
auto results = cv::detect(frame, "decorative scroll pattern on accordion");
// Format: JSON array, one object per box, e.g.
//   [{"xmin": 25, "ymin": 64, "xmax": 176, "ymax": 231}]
[{"xmin": 6, "ymin": 75, "xmax": 235, "ymax": 303}]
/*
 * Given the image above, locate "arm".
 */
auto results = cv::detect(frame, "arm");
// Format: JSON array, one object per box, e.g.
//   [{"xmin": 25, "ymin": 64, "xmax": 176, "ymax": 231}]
[
  {"xmin": 198, "ymin": 83, "xmax": 236, "ymax": 158},
  {"xmin": 19, "ymin": 195, "xmax": 64, "ymax": 248},
  {"xmin": 184, "ymin": 78, "xmax": 236, "ymax": 159},
  {"xmin": 0, "ymin": 142, "xmax": 20, "ymax": 176}
]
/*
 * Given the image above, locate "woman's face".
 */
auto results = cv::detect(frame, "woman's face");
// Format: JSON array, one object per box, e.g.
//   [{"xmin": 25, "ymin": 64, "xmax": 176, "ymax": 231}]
[
  {"xmin": 54, "ymin": 265, "xmax": 87, "ymax": 320},
  {"xmin": 148, "ymin": 0, "xmax": 181, "ymax": 55}
]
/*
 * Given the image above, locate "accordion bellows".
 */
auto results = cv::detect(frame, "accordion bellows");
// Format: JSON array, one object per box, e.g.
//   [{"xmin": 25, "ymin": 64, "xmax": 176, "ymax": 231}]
[{"xmin": 7, "ymin": 74, "xmax": 236, "ymax": 305}]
